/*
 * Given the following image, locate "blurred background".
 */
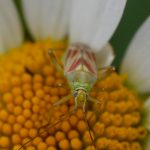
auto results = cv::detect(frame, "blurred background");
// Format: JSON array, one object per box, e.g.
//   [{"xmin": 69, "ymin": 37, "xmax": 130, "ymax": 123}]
[
  {"xmin": 14, "ymin": 0, "xmax": 150, "ymax": 70},
  {"xmin": 111, "ymin": 0, "xmax": 150, "ymax": 69}
]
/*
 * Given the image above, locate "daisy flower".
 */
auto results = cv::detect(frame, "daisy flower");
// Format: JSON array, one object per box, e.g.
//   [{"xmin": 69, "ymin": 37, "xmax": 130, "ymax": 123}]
[
  {"xmin": 121, "ymin": 16, "xmax": 150, "ymax": 150},
  {"xmin": 0, "ymin": 0, "xmax": 149, "ymax": 150}
]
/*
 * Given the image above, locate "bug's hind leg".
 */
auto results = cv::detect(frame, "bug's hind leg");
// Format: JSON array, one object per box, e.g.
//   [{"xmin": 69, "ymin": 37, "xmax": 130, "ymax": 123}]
[
  {"xmin": 53, "ymin": 94, "xmax": 72, "ymax": 106},
  {"xmin": 89, "ymin": 96, "xmax": 103, "ymax": 105},
  {"xmin": 88, "ymin": 96, "xmax": 105, "ymax": 121},
  {"xmin": 98, "ymin": 66, "xmax": 115, "ymax": 80},
  {"xmin": 46, "ymin": 94, "xmax": 72, "ymax": 124},
  {"xmin": 18, "ymin": 106, "xmax": 75, "ymax": 150},
  {"xmin": 83, "ymin": 105, "xmax": 96, "ymax": 149},
  {"xmin": 98, "ymin": 66, "xmax": 115, "ymax": 72},
  {"xmin": 48, "ymin": 49, "xmax": 63, "ymax": 73},
  {"xmin": 38, "ymin": 94, "xmax": 72, "ymax": 131}
]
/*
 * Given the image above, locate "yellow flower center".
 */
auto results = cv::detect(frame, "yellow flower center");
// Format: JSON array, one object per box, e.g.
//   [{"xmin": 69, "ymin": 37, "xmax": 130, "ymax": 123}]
[{"xmin": 0, "ymin": 39, "xmax": 147, "ymax": 150}]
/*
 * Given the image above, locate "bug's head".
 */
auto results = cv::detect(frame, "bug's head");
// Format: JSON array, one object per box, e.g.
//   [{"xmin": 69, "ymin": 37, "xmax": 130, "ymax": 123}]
[{"xmin": 73, "ymin": 89, "xmax": 87, "ymax": 103}]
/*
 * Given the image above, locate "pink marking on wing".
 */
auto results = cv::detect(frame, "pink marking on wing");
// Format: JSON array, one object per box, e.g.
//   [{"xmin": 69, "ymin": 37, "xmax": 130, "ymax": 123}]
[
  {"xmin": 85, "ymin": 50, "xmax": 96, "ymax": 62},
  {"xmin": 66, "ymin": 49, "xmax": 79, "ymax": 59},
  {"xmin": 85, "ymin": 51, "xmax": 93, "ymax": 61},
  {"xmin": 66, "ymin": 49, "xmax": 72, "ymax": 59},
  {"xmin": 71, "ymin": 49, "xmax": 78, "ymax": 58},
  {"xmin": 82, "ymin": 58, "xmax": 96, "ymax": 74},
  {"xmin": 67, "ymin": 58, "xmax": 81, "ymax": 72},
  {"xmin": 92, "ymin": 53, "xmax": 96, "ymax": 61}
]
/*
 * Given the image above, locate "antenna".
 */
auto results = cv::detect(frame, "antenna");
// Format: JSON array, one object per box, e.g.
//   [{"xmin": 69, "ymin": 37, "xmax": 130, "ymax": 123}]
[
  {"xmin": 83, "ymin": 111, "xmax": 96, "ymax": 149},
  {"xmin": 18, "ymin": 107, "xmax": 75, "ymax": 150}
]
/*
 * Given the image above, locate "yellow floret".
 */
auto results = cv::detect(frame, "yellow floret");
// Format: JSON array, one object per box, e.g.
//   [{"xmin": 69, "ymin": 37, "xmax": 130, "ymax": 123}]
[
  {"xmin": 0, "ymin": 39, "xmax": 147, "ymax": 149},
  {"xmin": 55, "ymin": 131, "xmax": 66, "ymax": 142},
  {"xmin": 47, "ymin": 146, "xmax": 57, "ymax": 150},
  {"xmin": 37, "ymin": 142, "xmax": 47, "ymax": 150},
  {"xmin": 59, "ymin": 139, "xmax": 70, "ymax": 149},
  {"xmin": 77, "ymin": 120, "xmax": 87, "ymax": 133},
  {"xmin": 2, "ymin": 123, "xmax": 12, "ymax": 135},
  {"xmin": 0, "ymin": 136, "xmax": 10, "ymax": 148},
  {"xmin": 46, "ymin": 136, "xmax": 56, "ymax": 146},
  {"xmin": 71, "ymin": 138, "xmax": 82, "ymax": 149},
  {"xmin": 0, "ymin": 110, "xmax": 9, "ymax": 121},
  {"xmin": 61, "ymin": 121, "xmax": 71, "ymax": 133},
  {"xmin": 68, "ymin": 130, "xmax": 79, "ymax": 139},
  {"xmin": 12, "ymin": 134, "xmax": 21, "ymax": 145}
]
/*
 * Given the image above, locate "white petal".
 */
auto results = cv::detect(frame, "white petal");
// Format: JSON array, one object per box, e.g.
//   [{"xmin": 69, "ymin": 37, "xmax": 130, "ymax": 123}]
[
  {"xmin": 95, "ymin": 43, "xmax": 115, "ymax": 68},
  {"xmin": 22, "ymin": 0, "xmax": 69, "ymax": 40},
  {"xmin": 0, "ymin": 13, "xmax": 15, "ymax": 49},
  {"xmin": 0, "ymin": 36, "xmax": 4, "ymax": 53},
  {"xmin": 0, "ymin": 0, "xmax": 23, "ymax": 51},
  {"xmin": 41, "ymin": 0, "xmax": 70, "ymax": 40},
  {"xmin": 121, "ymin": 17, "xmax": 150, "ymax": 93},
  {"xmin": 69, "ymin": 0, "xmax": 127, "ymax": 51},
  {"xmin": 22, "ymin": 0, "xmax": 41, "ymax": 40},
  {"xmin": 143, "ymin": 97, "xmax": 150, "ymax": 131}
]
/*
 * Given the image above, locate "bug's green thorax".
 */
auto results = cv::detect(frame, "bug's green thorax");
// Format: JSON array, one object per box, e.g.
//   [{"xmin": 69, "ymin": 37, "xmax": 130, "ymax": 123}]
[
  {"xmin": 71, "ymin": 81, "xmax": 91, "ymax": 92},
  {"xmin": 67, "ymin": 71, "xmax": 97, "ymax": 93}
]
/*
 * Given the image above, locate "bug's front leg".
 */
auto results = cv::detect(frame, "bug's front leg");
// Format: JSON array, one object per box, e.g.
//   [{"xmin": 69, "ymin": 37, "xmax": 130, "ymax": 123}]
[
  {"xmin": 53, "ymin": 94, "xmax": 72, "ymax": 106},
  {"xmin": 89, "ymin": 96, "xmax": 103, "ymax": 105},
  {"xmin": 48, "ymin": 49, "xmax": 63, "ymax": 73}
]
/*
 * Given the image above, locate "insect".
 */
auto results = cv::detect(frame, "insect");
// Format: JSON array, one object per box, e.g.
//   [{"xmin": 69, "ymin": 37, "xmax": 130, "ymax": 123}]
[
  {"xmin": 19, "ymin": 43, "xmax": 115, "ymax": 150},
  {"xmin": 48, "ymin": 43, "xmax": 115, "ymax": 148},
  {"xmin": 50, "ymin": 43, "xmax": 100, "ymax": 109}
]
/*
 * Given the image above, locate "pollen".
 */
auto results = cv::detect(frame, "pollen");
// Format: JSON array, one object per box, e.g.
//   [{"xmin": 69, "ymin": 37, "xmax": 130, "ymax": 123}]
[{"xmin": 0, "ymin": 39, "xmax": 147, "ymax": 149}]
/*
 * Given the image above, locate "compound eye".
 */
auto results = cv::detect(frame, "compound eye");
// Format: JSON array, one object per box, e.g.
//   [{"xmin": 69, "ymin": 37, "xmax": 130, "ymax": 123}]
[{"xmin": 73, "ymin": 91, "xmax": 78, "ymax": 97}]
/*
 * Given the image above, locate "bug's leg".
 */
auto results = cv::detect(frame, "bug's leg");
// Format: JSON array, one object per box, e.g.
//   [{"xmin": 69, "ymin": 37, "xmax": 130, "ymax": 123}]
[
  {"xmin": 46, "ymin": 94, "xmax": 72, "ymax": 124},
  {"xmin": 18, "ymin": 100, "xmax": 75, "ymax": 150},
  {"xmin": 48, "ymin": 49, "xmax": 63, "ymax": 73},
  {"xmin": 18, "ymin": 108, "xmax": 73, "ymax": 150},
  {"xmin": 98, "ymin": 66, "xmax": 115, "ymax": 80},
  {"xmin": 46, "ymin": 82, "xmax": 68, "ymax": 91},
  {"xmin": 46, "ymin": 105, "xmax": 76, "ymax": 133},
  {"xmin": 54, "ymin": 83, "xmax": 65, "ymax": 87},
  {"xmin": 89, "ymin": 96, "xmax": 103, "ymax": 105},
  {"xmin": 46, "ymin": 94, "xmax": 72, "ymax": 128},
  {"xmin": 98, "ymin": 66, "xmax": 115, "ymax": 72},
  {"xmin": 83, "ymin": 100, "xmax": 86, "ymax": 113},
  {"xmin": 53, "ymin": 94, "xmax": 72, "ymax": 106},
  {"xmin": 88, "ymin": 96, "xmax": 104, "ymax": 123},
  {"xmin": 74, "ymin": 98, "xmax": 78, "ymax": 110}
]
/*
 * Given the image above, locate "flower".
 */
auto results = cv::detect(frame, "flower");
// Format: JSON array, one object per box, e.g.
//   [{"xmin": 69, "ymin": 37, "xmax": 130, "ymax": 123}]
[
  {"xmin": 1, "ymin": 0, "xmax": 127, "ymax": 67},
  {"xmin": 21, "ymin": 0, "xmax": 127, "ymax": 68},
  {"xmin": 0, "ymin": 0, "xmax": 149, "ymax": 150},
  {"xmin": 0, "ymin": 0, "xmax": 23, "ymax": 52},
  {"xmin": 0, "ymin": 42, "xmax": 147, "ymax": 149},
  {"xmin": 120, "ymin": 16, "xmax": 150, "ymax": 150}
]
